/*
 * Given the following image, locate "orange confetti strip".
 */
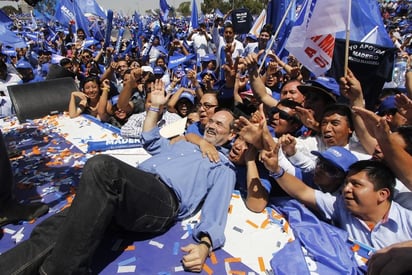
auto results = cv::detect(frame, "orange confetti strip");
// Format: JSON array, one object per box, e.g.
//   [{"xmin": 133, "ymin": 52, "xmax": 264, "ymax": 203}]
[
  {"xmin": 261, "ymin": 218, "xmax": 270, "ymax": 229},
  {"xmin": 258, "ymin": 257, "xmax": 265, "ymax": 272},
  {"xmin": 46, "ymin": 160, "xmax": 63, "ymax": 166},
  {"xmin": 125, "ymin": 245, "xmax": 135, "ymax": 251},
  {"xmin": 231, "ymin": 194, "xmax": 240, "ymax": 199},
  {"xmin": 60, "ymin": 148, "xmax": 71, "ymax": 157},
  {"xmin": 32, "ymin": 146, "xmax": 41, "ymax": 155},
  {"xmin": 209, "ymin": 251, "xmax": 218, "ymax": 265},
  {"xmin": 228, "ymin": 204, "xmax": 233, "ymax": 214},
  {"xmin": 351, "ymin": 244, "xmax": 360, "ymax": 252},
  {"xmin": 271, "ymin": 212, "xmax": 284, "ymax": 220},
  {"xmin": 283, "ymin": 221, "xmax": 290, "ymax": 233},
  {"xmin": 202, "ymin": 263, "xmax": 213, "ymax": 275},
  {"xmin": 246, "ymin": 219, "xmax": 258, "ymax": 229},
  {"xmin": 100, "ymin": 133, "xmax": 107, "ymax": 139},
  {"xmin": 229, "ymin": 271, "xmax": 246, "ymax": 275},
  {"xmin": 224, "ymin": 257, "xmax": 242, "ymax": 263}
]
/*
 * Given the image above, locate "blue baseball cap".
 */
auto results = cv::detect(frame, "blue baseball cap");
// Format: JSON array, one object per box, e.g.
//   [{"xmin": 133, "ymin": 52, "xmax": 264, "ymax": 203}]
[
  {"xmin": 178, "ymin": 92, "xmax": 195, "ymax": 104},
  {"xmin": 200, "ymin": 69, "xmax": 217, "ymax": 81},
  {"xmin": 246, "ymin": 33, "xmax": 258, "ymax": 42},
  {"xmin": 16, "ymin": 59, "xmax": 33, "ymax": 69},
  {"xmin": 174, "ymin": 67, "xmax": 186, "ymax": 78},
  {"xmin": 153, "ymin": 66, "xmax": 164, "ymax": 75},
  {"xmin": 377, "ymin": 96, "xmax": 397, "ymax": 115},
  {"xmin": 200, "ymin": 54, "xmax": 217, "ymax": 63},
  {"xmin": 298, "ymin": 76, "xmax": 340, "ymax": 102},
  {"xmin": 311, "ymin": 146, "xmax": 358, "ymax": 173}
]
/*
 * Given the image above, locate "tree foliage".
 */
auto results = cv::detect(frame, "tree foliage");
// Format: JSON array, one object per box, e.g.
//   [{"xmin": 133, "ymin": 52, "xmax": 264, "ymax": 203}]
[
  {"xmin": 1, "ymin": 5, "xmax": 20, "ymax": 16},
  {"xmin": 176, "ymin": 1, "xmax": 191, "ymax": 17},
  {"xmin": 175, "ymin": 0, "xmax": 269, "ymax": 17},
  {"xmin": 201, "ymin": 0, "xmax": 267, "ymax": 16}
]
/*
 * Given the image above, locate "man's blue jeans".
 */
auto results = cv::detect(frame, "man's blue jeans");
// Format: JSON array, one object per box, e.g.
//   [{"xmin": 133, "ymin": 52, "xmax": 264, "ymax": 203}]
[
  {"xmin": 0, "ymin": 154, "xmax": 179, "ymax": 275},
  {"xmin": 0, "ymin": 129, "xmax": 14, "ymax": 204}
]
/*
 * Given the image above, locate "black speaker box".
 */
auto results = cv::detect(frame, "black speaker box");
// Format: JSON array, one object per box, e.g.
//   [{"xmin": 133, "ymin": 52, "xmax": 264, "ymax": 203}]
[{"xmin": 8, "ymin": 77, "xmax": 77, "ymax": 123}]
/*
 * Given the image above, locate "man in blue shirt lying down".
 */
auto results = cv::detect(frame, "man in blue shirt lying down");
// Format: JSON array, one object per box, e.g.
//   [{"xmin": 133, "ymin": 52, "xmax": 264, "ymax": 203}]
[{"xmin": 0, "ymin": 80, "xmax": 237, "ymax": 274}]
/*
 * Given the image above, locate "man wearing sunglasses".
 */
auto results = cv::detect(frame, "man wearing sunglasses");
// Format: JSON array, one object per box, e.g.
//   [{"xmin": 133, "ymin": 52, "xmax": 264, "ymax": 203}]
[{"xmin": 267, "ymin": 99, "xmax": 303, "ymax": 138}]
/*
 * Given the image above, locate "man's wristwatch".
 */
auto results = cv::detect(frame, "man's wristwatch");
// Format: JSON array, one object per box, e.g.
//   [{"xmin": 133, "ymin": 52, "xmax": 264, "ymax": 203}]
[{"xmin": 269, "ymin": 167, "xmax": 285, "ymax": 179}]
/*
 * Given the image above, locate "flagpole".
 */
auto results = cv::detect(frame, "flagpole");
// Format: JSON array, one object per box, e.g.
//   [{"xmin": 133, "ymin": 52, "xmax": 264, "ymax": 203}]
[
  {"xmin": 258, "ymin": 0, "xmax": 295, "ymax": 74},
  {"xmin": 344, "ymin": 0, "xmax": 352, "ymax": 77}
]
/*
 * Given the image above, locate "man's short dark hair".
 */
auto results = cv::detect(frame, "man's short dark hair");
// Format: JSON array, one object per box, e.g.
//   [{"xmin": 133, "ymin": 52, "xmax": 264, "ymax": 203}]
[
  {"xmin": 322, "ymin": 103, "xmax": 354, "ymax": 131},
  {"xmin": 348, "ymin": 160, "xmax": 396, "ymax": 201},
  {"xmin": 260, "ymin": 24, "xmax": 273, "ymax": 34},
  {"xmin": 59, "ymin": 58, "xmax": 72, "ymax": 67}
]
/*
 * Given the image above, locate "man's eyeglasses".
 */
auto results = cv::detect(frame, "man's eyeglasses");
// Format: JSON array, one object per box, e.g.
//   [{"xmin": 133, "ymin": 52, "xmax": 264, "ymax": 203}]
[
  {"xmin": 82, "ymin": 55, "xmax": 91, "ymax": 58},
  {"xmin": 269, "ymin": 107, "xmax": 299, "ymax": 122},
  {"xmin": 197, "ymin": 102, "xmax": 217, "ymax": 110}
]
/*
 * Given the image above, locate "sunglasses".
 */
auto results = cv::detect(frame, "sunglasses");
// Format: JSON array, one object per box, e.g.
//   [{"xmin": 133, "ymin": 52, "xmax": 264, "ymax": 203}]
[{"xmin": 269, "ymin": 107, "xmax": 299, "ymax": 122}]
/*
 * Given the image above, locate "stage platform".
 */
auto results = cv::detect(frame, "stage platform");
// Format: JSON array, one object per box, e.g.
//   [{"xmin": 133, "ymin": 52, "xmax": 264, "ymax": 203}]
[{"xmin": 0, "ymin": 114, "xmax": 296, "ymax": 274}]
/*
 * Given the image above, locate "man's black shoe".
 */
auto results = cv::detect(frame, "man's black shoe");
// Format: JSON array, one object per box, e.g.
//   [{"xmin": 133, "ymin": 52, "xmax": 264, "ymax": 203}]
[{"xmin": 0, "ymin": 200, "xmax": 49, "ymax": 227}]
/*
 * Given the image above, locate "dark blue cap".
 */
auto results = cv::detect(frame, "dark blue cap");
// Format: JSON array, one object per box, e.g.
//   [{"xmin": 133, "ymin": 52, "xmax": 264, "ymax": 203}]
[{"xmin": 298, "ymin": 76, "xmax": 340, "ymax": 102}]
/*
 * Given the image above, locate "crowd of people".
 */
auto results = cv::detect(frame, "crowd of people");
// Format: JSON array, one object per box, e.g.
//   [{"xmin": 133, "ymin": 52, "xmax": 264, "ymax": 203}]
[{"xmin": 0, "ymin": 0, "xmax": 412, "ymax": 273}]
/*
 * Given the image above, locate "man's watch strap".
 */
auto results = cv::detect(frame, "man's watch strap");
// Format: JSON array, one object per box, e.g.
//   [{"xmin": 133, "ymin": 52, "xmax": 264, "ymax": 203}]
[{"xmin": 199, "ymin": 240, "xmax": 212, "ymax": 255}]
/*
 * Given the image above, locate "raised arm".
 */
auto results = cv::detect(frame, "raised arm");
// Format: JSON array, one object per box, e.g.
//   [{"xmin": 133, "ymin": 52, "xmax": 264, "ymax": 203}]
[
  {"xmin": 354, "ymin": 106, "xmax": 412, "ymax": 190},
  {"xmin": 142, "ymin": 79, "xmax": 170, "ymax": 132},
  {"xmin": 245, "ymin": 145, "xmax": 269, "ymax": 212},
  {"xmin": 68, "ymin": 91, "xmax": 87, "ymax": 118},
  {"xmin": 243, "ymin": 53, "xmax": 278, "ymax": 108},
  {"xmin": 340, "ymin": 68, "xmax": 377, "ymax": 154},
  {"xmin": 97, "ymin": 79, "xmax": 112, "ymax": 122},
  {"xmin": 260, "ymin": 143, "xmax": 318, "ymax": 210},
  {"xmin": 118, "ymin": 68, "xmax": 142, "ymax": 114}
]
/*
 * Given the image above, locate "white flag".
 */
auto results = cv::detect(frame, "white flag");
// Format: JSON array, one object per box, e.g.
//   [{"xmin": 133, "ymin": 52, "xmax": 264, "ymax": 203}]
[
  {"xmin": 249, "ymin": 9, "xmax": 266, "ymax": 37},
  {"xmin": 286, "ymin": 0, "xmax": 349, "ymax": 76}
]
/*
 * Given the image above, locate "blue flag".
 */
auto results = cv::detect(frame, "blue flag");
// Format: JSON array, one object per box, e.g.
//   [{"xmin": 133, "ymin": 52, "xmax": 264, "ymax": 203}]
[
  {"xmin": 77, "ymin": 0, "xmax": 106, "ymax": 19},
  {"xmin": 214, "ymin": 8, "xmax": 224, "ymax": 18},
  {"xmin": 336, "ymin": 0, "xmax": 392, "ymax": 47},
  {"xmin": 0, "ymin": 10, "xmax": 12, "ymax": 25},
  {"xmin": 266, "ymin": 0, "xmax": 296, "ymax": 58},
  {"xmin": 159, "ymin": 0, "xmax": 171, "ymax": 23},
  {"xmin": 133, "ymin": 11, "xmax": 143, "ymax": 49},
  {"xmin": 55, "ymin": 0, "xmax": 90, "ymax": 37},
  {"xmin": 90, "ymin": 21, "xmax": 104, "ymax": 41},
  {"xmin": 0, "ymin": 24, "xmax": 27, "ymax": 48},
  {"xmin": 270, "ymin": 198, "xmax": 364, "ymax": 275},
  {"xmin": 168, "ymin": 53, "xmax": 196, "ymax": 69},
  {"xmin": 190, "ymin": 0, "xmax": 198, "ymax": 30}
]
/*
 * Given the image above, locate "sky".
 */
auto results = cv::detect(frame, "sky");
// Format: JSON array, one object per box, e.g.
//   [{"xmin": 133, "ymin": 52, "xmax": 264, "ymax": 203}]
[{"xmin": 95, "ymin": 0, "xmax": 189, "ymax": 15}]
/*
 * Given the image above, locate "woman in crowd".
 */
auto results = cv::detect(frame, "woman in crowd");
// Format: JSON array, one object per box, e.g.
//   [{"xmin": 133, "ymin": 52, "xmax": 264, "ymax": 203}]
[{"xmin": 68, "ymin": 76, "xmax": 112, "ymax": 121}]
